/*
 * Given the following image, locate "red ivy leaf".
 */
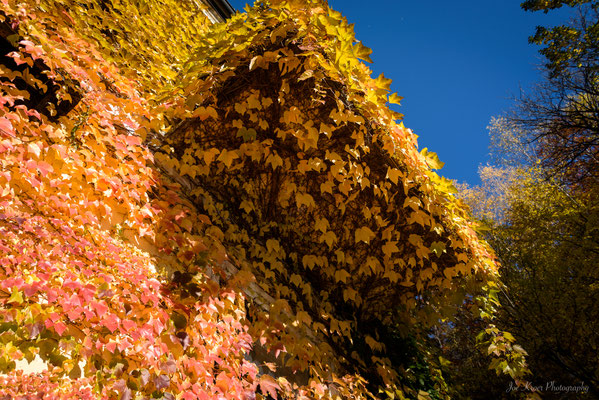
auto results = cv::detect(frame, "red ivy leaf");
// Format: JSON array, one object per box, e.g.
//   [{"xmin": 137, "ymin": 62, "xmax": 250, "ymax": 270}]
[
  {"xmin": 53, "ymin": 321, "xmax": 67, "ymax": 336},
  {"xmin": 259, "ymin": 375, "xmax": 279, "ymax": 399}
]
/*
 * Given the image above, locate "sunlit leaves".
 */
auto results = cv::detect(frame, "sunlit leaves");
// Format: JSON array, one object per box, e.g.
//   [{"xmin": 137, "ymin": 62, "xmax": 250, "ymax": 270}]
[
  {"xmin": 259, "ymin": 374, "xmax": 280, "ymax": 399},
  {"xmin": 420, "ymin": 148, "xmax": 445, "ymax": 170},
  {"xmin": 388, "ymin": 93, "xmax": 403, "ymax": 105},
  {"xmin": 0, "ymin": 0, "xmax": 506, "ymax": 398},
  {"xmin": 151, "ymin": 0, "xmax": 503, "ymax": 390},
  {"xmin": 374, "ymin": 73, "xmax": 393, "ymax": 92},
  {"xmin": 0, "ymin": 0, "xmax": 258, "ymax": 398},
  {"xmin": 353, "ymin": 41, "xmax": 373, "ymax": 63}
]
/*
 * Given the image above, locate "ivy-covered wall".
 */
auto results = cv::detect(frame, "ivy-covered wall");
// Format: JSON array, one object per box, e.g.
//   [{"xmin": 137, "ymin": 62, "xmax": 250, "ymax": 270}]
[{"xmin": 0, "ymin": 1, "xmax": 529, "ymax": 399}]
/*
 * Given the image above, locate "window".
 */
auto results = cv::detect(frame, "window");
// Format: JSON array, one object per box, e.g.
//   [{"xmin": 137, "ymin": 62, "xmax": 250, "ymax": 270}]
[{"xmin": 202, "ymin": 0, "xmax": 235, "ymax": 23}]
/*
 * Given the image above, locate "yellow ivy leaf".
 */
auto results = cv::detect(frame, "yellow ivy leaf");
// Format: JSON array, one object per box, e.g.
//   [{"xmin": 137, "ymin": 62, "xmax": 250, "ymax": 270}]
[
  {"xmin": 334, "ymin": 269, "xmax": 350, "ymax": 283},
  {"xmin": 404, "ymin": 197, "xmax": 422, "ymax": 211},
  {"xmin": 320, "ymin": 123, "xmax": 332, "ymax": 138},
  {"xmin": 365, "ymin": 335, "xmax": 382, "ymax": 351},
  {"xmin": 267, "ymin": 153, "xmax": 283, "ymax": 169},
  {"xmin": 314, "ymin": 217, "xmax": 329, "ymax": 232},
  {"xmin": 179, "ymin": 218, "xmax": 193, "ymax": 232},
  {"xmin": 407, "ymin": 210, "xmax": 428, "ymax": 227},
  {"xmin": 191, "ymin": 106, "xmax": 218, "ymax": 120},
  {"xmin": 247, "ymin": 95, "xmax": 261, "ymax": 109},
  {"xmin": 343, "ymin": 288, "xmax": 359, "ymax": 303},
  {"xmin": 421, "ymin": 268, "xmax": 434, "ymax": 281},
  {"xmin": 237, "ymin": 127, "xmax": 257, "ymax": 141},
  {"xmin": 382, "ymin": 241, "xmax": 399, "ymax": 257},
  {"xmin": 262, "ymin": 97, "xmax": 273, "ymax": 108},
  {"xmin": 386, "ymin": 167, "xmax": 402, "ymax": 185},
  {"xmin": 338, "ymin": 320, "xmax": 352, "ymax": 336},
  {"xmin": 355, "ymin": 226, "xmax": 375, "ymax": 244},
  {"xmin": 217, "ymin": 149, "xmax": 239, "ymax": 168},
  {"xmin": 240, "ymin": 200, "xmax": 253, "ymax": 213},
  {"xmin": 388, "ymin": 93, "xmax": 403, "ymax": 105},
  {"xmin": 320, "ymin": 231, "xmax": 337, "ymax": 248},
  {"xmin": 234, "ymin": 102, "xmax": 247, "ymax": 114},
  {"xmin": 302, "ymin": 255, "xmax": 317, "ymax": 269},
  {"xmin": 353, "ymin": 41, "xmax": 373, "ymax": 63},
  {"xmin": 320, "ymin": 180, "xmax": 334, "ymax": 194},
  {"xmin": 290, "ymin": 273, "xmax": 302, "ymax": 287},
  {"xmin": 249, "ymin": 55, "xmax": 263, "ymax": 71},
  {"xmin": 365, "ymin": 257, "xmax": 381, "ymax": 274},
  {"xmin": 443, "ymin": 267, "xmax": 457, "ymax": 280},
  {"xmin": 203, "ymin": 148, "xmax": 220, "ymax": 166},
  {"xmin": 296, "ymin": 192, "xmax": 315, "ymax": 208},
  {"xmin": 283, "ymin": 107, "xmax": 301, "ymax": 124},
  {"xmin": 266, "ymin": 239, "xmax": 281, "ymax": 254},
  {"xmin": 335, "ymin": 249, "xmax": 345, "ymax": 263},
  {"xmin": 297, "ymin": 310, "xmax": 312, "ymax": 325},
  {"xmin": 421, "ymin": 147, "xmax": 445, "ymax": 170},
  {"xmin": 374, "ymin": 73, "xmax": 392, "ymax": 91},
  {"xmin": 8, "ymin": 288, "xmax": 23, "ymax": 304},
  {"xmin": 430, "ymin": 241, "xmax": 446, "ymax": 257},
  {"xmin": 270, "ymin": 24, "xmax": 289, "ymax": 43},
  {"xmin": 263, "ymin": 362, "xmax": 277, "ymax": 372}
]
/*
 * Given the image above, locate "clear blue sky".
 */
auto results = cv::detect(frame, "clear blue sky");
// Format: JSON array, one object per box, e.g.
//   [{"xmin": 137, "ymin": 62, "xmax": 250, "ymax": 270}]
[{"xmin": 227, "ymin": 1, "xmax": 572, "ymax": 184}]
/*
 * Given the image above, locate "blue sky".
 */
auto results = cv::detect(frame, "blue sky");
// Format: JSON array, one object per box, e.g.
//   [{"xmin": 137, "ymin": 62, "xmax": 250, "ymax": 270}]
[{"xmin": 227, "ymin": 1, "xmax": 572, "ymax": 184}]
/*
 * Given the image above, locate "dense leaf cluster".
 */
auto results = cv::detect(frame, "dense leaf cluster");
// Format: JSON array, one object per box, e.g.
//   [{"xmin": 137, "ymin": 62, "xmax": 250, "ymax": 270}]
[
  {"xmin": 0, "ymin": 0, "xmax": 524, "ymax": 398},
  {"xmin": 153, "ymin": 2, "xmax": 503, "ymax": 396}
]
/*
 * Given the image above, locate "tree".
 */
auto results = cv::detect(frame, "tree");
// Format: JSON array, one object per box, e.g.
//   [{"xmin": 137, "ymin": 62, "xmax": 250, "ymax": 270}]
[
  {"xmin": 522, "ymin": 0, "xmax": 599, "ymax": 77},
  {"xmin": 498, "ymin": 5, "xmax": 599, "ymax": 391},
  {"xmin": 459, "ymin": 118, "xmax": 599, "ymax": 398},
  {"xmin": 515, "ymin": 1, "xmax": 599, "ymax": 186},
  {"xmin": 0, "ymin": 0, "xmax": 524, "ymax": 399},
  {"xmin": 451, "ymin": 2, "xmax": 599, "ymax": 395}
]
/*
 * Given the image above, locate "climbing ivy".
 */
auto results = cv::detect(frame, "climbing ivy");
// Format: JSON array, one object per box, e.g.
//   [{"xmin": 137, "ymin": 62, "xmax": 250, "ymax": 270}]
[{"xmin": 0, "ymin": 0, "xmax": 530, "ymax": 398}]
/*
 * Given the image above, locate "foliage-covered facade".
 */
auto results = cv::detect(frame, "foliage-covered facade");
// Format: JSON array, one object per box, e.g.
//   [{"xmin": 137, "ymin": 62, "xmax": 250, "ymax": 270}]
[{"xmin": 0, "ymin": 0, "xmax": 526, "ymax": 398}]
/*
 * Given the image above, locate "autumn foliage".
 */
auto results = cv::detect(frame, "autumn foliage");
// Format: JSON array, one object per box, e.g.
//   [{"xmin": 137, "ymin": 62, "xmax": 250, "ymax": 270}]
[{"xmin": 0, "ymin": 0, "xmax": 525, "ymax": 398}]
